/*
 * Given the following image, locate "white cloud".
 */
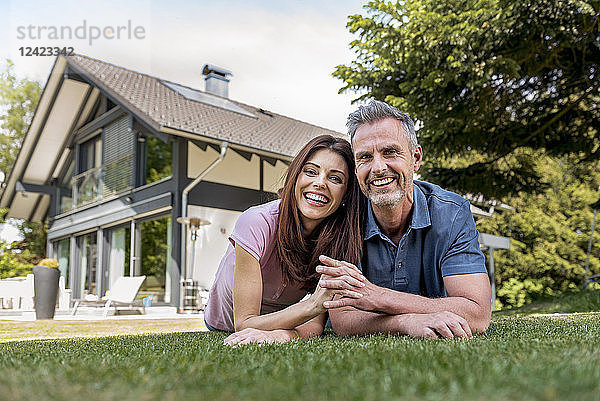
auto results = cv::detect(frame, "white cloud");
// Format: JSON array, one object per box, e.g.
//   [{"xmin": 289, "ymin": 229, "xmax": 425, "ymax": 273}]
[{"xmin": 1, "ymin": 0, "xmax": 365, "ymax": 132}]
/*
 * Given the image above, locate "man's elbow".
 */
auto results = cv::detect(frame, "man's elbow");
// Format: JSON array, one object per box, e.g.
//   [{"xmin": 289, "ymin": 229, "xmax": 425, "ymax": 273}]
[
  {"xmin": 329, "ymin": 310, "xmax": 356, "ymax": 337},
  {"xmin": 472, "ymin": 307, "xmax": 491, "ymax": 334}
]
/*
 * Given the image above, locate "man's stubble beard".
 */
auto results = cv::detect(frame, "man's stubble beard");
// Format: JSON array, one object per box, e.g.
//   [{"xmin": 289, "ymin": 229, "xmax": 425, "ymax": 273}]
[{"xmin": 362, "ymin": 172, "xmax": 411, "ymax": 209}]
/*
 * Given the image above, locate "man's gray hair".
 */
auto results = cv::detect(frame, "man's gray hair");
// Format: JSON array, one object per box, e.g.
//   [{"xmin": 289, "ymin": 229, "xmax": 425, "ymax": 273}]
[{"xmin": 347, "ymin": 100, "xmax": 418, "ymax": 152}]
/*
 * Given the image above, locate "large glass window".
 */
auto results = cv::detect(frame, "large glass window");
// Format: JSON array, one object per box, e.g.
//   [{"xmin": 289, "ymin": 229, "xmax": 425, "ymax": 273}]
[
  {"xmin": 56, "ymin": 238, "xmax": 70, "ymax": 288},
  {"xmin": 144, "ymin": 136, "xmax": 172, "ymax": 185},
  {"xmin": 79, "ymin": 135, "xmax": 102, "ymax": 173},
  {"xmin": 58, "ymin": 159, "xmax": 74, "ymax": 213},
  {"xmin": 139, "ymin": 216, "xmax": 171, "ymax": 303},
  {"xmin": 107, "ymin": 226, "xmax": 131, "ymax": 288},
  {"xmin": 75, "ymin": 135, "xmax": 103, "ymax": 206},
  {"xmin": 78, "ymin": 233, "xmax": 98, "ymax": 297}
]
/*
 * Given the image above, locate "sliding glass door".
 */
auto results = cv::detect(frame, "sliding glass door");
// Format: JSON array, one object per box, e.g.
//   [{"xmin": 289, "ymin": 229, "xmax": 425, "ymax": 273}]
[
  {"xmin": 78, "ymin": 233, "xmax": 98, "ymax": 297},
  {"xmin": 139, "ymin": 215, "xmax": 171, "ymax": 303}
]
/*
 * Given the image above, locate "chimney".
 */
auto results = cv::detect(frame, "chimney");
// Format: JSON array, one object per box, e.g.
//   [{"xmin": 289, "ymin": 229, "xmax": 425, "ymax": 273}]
[{"xmin": 202, "ymin": 64, "xmax": 232, "ymax": 98}]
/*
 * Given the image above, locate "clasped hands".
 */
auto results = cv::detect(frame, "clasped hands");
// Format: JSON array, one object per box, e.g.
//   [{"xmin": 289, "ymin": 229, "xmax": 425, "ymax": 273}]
[{"xmin": 317, "ymin": 255, "xmax": 473, "ymax": 339}]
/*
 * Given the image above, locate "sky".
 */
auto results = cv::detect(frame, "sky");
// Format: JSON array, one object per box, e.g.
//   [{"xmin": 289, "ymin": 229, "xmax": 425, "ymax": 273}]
[{"xmin": 0, "ymin": 0, "xmax": 368, "ymax": 242}]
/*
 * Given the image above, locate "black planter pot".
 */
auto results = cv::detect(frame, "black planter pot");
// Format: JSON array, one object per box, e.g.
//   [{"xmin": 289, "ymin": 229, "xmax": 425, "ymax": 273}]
[{"xmin": 33, "ymin": 265, "xmax": 60, "ymax": 320}]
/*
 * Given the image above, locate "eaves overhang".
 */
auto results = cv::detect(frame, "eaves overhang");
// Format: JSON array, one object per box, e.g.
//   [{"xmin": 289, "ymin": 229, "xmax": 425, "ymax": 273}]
[
  {"xmin": 0, "ymin": 56, "xmax": 91, "ymax": 221},
  {"xmin": 159, "ymin": 126, "xmax": 293, "ymax": 163}
]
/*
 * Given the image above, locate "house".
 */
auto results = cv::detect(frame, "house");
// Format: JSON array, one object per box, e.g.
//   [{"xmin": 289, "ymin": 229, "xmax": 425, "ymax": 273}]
[
  {"xmin": 1, "ymin": 54, "xmax": 507, "ymax": 311},
  {"xmin": 0, "ymin": 54, "xmax": 338, "ymax": 308}
]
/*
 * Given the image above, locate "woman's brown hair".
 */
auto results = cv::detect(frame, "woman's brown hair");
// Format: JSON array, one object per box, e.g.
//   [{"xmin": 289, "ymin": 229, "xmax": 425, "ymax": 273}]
[{"xmin": 274, "ymin": 135, "xmax": 362, "ymax": 291}]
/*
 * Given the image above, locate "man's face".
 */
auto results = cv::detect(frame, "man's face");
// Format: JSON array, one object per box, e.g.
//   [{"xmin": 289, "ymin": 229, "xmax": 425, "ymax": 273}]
[{"xmin": 352, "ymin": 118, "xmax": 422, "ymax": 209}]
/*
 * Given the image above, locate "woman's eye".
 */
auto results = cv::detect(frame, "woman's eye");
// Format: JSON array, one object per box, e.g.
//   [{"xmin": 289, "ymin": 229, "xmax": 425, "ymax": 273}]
[
  {"xmin": 329, "ymin": 175, "xmax": 343, "ymax": 183},
  {"xmin": 304, "ymin": 168, "xmax": 317, "ymax": 175}
]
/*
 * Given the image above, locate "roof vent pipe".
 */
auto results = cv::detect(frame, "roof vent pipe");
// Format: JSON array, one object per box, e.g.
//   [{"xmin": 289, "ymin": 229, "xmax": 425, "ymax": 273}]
[{"xmin": 202, "ymin": 64, "xmax": 232, "ymax": 98}]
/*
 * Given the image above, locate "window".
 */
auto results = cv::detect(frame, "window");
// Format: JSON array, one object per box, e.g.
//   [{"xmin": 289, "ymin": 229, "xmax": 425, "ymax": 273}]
[
  {"xmin": 139, "ymin": 135, "xmax": 172, "ymax": 186},
  {"xmin": 75, "ymin": 135, "xmax": 102, "ymax": 206},
  {"xmin": 107, "ymin": 226, "xmax": 131, "ymax": 287},
  {"xmin": 58, "ymin": 159, "xmax": 74, "ymax": 214},
  {"xmin": 56, "ymin": 238, "xmax": 70, "ymax": 288},
  {"xmin": 79, "ymin": 135, "xmax": 102, "ymax": 173},
  {"xmin": 78, "ymin": 233, "xmax": 98, "ymax": 297},
  {"xmin": 139, "ymin": 216, "xmax": 171, "ymax": 303}
]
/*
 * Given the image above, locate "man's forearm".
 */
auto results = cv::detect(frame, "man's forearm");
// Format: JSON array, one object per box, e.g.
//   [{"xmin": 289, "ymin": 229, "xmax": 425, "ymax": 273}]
[
  {"xmin": 324, "ymin": 273, "xmax": 491, "ymax": 334},
  {"xmin": 365, "ymin": 286, "xmax": 489, "ymax": 333},
  {"xmin": 329, "ymin": 307, "xmax": 407, "ymax": 336}
]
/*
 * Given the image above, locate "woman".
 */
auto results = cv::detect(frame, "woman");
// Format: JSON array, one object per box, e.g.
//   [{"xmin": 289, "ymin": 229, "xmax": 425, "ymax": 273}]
[{"xmin": 204, "ymin": 135, "xmax": 364, "ymax": 345}]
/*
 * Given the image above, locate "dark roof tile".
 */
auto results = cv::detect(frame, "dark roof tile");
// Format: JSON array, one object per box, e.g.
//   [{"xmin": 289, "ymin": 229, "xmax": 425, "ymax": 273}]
[{"xmin": 67, "ymin": 54, "xmax": 344, "ymax": 157}]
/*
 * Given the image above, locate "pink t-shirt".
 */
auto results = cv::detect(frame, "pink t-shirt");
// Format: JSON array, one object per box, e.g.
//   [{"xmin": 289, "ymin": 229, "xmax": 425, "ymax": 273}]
[{"xmin": 204, "ymin": 199, "xmax": 308, "ymax": 331}]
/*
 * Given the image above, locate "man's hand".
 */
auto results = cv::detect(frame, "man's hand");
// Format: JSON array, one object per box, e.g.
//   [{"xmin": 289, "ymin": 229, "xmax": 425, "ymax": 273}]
[
  {"xmin": 309, "ymin": 272, "xmax": 365, "ymax": 314},
  {"xmin": 398, "ymin": 312, "xmax": 473, "ymax": 339},
  {"xmin": 317, "ymin": 255, "xmax": 381, "ymax": 312},
  {"xmin": 223, "ymin": 328, "xmax": 293, "ymax": 346}
]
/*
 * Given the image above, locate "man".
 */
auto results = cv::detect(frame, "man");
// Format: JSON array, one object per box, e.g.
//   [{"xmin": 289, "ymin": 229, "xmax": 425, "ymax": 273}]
[{"xmin": 318, "ymin": 100, "xmax": 491, "ymax": 339}]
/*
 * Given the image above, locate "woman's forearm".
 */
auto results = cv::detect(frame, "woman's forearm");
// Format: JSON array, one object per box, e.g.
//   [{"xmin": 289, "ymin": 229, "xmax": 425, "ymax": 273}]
[{"xmin": 234, "ymin": 296, "xmax": 321, "ymax": 332}]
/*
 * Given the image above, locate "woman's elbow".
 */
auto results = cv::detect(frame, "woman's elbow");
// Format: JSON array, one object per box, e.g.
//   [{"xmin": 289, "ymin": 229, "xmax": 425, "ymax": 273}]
[{"xmin": 233, "ymin": 317, "xmax": 254, "ymax": 332}]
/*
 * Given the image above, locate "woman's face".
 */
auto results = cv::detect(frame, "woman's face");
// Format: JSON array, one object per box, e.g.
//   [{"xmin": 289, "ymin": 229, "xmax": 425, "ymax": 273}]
[{"xmin": 294, "ymin": 148, "xmax": 349, "ymax": 235}]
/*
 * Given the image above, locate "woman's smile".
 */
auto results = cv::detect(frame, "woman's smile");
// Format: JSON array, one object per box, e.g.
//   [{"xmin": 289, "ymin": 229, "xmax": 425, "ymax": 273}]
[{"xmin": 295, "ymin": 148, "xmax": 348, "ymax": 235}]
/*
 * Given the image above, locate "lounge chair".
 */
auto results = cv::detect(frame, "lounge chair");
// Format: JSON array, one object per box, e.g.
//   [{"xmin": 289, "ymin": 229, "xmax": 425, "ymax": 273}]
[{"xmin": 71, "ymin": 275, "xmax": 146, "ymax": 317}]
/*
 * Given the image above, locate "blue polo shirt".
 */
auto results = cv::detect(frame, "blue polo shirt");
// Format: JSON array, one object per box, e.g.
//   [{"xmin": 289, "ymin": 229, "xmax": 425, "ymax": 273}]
[{"xmin": 360, "ymin": 180, "xmax": 486, "ymax": 298}]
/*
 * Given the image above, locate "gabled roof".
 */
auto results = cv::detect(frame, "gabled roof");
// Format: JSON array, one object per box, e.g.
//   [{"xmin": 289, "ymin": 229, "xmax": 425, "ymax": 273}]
[
  {"xmin": 67, "ymin": 54, "xmax": 340, "ymax": 157},
  {"xmin": 0, "ymin": 54, "xmax": 343, "ymax": 221}
]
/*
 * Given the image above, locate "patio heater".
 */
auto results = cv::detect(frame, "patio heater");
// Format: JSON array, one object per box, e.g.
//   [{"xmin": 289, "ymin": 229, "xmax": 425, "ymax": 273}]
[{"xmin": 177, "ymin": 216, "xmax": 210, "ymax": 313}]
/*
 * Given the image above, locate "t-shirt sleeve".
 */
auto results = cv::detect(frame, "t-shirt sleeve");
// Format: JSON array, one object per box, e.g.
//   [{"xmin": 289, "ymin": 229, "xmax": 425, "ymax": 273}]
[
  {"xmin": 229, "ymin": 207, "xmax": 272, "ymax": 262},
  {"xmin": 440, "ymin": 201, "xmax": 487, "ymax": 276}
]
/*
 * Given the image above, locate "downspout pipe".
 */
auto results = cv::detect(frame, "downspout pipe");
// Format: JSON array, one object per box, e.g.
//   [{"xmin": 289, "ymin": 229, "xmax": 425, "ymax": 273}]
[{"xmin": 179, "ymin": 141, "xmax": 228, "ymax": 307}]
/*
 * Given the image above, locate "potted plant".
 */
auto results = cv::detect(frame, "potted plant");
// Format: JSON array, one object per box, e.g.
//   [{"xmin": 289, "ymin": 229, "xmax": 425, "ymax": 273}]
[{"xmin": 33, "ymin": 258, "xmax": 60, "ymax": 320}]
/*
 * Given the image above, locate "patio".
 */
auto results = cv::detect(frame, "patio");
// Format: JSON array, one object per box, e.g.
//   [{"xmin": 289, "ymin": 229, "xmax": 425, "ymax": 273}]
[
  {"xmin": 0, "ymin": 305, "xmax": 206, "ymax": 322},
  {"xmin": 0, "ymin": 313, "xmax": 207, "ymax": 342}
]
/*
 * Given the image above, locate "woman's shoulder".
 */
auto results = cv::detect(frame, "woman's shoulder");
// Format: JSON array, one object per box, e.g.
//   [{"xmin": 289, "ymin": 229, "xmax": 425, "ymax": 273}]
[
  {"xmin": 243, "ymin": 199, "xmax": 280, "ymax": 218},
  {"xmin": 232, "ymin": 199, "xmax": 280, "ymax": 247},
  {"xmin": 236, "ymin": 199, "xmax": 280, "ymax": 226}
]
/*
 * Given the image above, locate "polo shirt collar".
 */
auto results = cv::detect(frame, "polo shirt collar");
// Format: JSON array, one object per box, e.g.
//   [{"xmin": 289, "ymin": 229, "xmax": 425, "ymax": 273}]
[{"xmin": 364, "ymin": 181, "xmax": 432, "ymax": 240}]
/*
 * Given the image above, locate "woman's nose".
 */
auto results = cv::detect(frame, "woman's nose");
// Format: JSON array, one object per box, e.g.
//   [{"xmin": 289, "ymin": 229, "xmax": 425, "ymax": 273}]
[{"xmin": 313, "ymin": 174, "xmax": 327, "ymax": 188}]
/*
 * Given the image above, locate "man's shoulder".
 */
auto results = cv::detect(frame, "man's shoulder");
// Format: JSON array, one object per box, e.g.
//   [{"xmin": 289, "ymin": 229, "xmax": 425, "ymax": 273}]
[{"xmin": 414, "ymin": 180, "xmax": 469, "ymax": 210}]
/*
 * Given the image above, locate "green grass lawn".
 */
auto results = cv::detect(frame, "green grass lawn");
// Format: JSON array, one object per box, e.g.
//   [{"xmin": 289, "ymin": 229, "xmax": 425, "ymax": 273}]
[{"xmin": 1, "ymin": 292, "xmax": 599, "ymax": 401}]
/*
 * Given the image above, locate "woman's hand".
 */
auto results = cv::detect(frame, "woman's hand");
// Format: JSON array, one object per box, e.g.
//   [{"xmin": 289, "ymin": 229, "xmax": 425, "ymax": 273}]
[
  {"xmin": 223, "ymin": 328, "xmax": 294, "ymax": 346},
  {"xmin": 308, "ymin": 255, "xmax": 366, "ymax": 313}
]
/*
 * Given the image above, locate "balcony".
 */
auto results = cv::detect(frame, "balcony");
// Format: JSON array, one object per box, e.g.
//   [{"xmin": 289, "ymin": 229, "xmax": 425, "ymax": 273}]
[{"xmin": 71, "ymin": 153, "xmax": 134, "ymax": 208}]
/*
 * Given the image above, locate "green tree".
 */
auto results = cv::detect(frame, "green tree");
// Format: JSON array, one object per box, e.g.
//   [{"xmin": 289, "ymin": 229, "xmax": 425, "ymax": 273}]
[
  {"xmin": 0, "ymin": 59, "xmax": 41, "ymax": 177},
  {"xmin": 0, "ymin": 59, "xmax": 46, "ymax": 269},
  {"xmin": 334, "ymin": 0, "xmax": 600, "ymax": 198},
  {"xmin": 477, "ymin": 157, "xmax": 600, "ymax": 308},
  {"xmin": 0, "ymin": 241, "xmax": 33, "ymax": 279}
]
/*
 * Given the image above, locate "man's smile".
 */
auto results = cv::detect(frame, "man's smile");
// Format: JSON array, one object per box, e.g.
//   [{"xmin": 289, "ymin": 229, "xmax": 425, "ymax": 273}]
[{"xmin": 370, "ymin": 177, "xmax": 395, "ymax": 187}]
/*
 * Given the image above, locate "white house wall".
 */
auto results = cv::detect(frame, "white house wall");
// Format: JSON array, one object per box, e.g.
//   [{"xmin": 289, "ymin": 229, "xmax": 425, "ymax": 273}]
[
  {"xmin": 188, "ymin": 142, "xmax": 260, "ymax": 190},
  {"xmin": 263, "ymin": 159, "xmax": 288, "ymax": 193},
  {"xmin": 186, "ymin": 205, "xmax": 242, "ymax": 289}
]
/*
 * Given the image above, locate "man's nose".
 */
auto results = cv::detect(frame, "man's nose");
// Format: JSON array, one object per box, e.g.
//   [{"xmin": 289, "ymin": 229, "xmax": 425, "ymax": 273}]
[{"xmin": 371, "ymin": 154, "xmax": 387, "ymax": 174}]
